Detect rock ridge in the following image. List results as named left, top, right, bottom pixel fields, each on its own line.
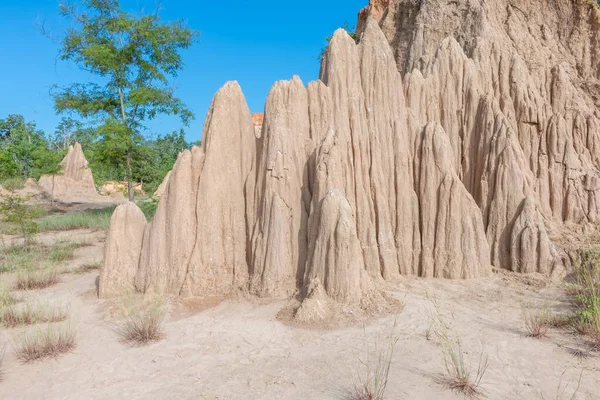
left=100, top=0, right=600, bottom=319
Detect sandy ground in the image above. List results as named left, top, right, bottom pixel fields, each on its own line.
left=0, top=229, right=599, bottom=399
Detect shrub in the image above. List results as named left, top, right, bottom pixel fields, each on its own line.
left=0, top=177, right=25, bottom=191
left=0, top=195, right=39, bottom=246
left=572, top=248, right=600, bottom=347
left=15, top=324, right=76, bottom=363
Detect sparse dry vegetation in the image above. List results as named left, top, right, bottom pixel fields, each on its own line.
left=522, top=305, right=551, bottom=338
left=0, top=285, right=18, bottom=308
left=37, top=207, right=114, bottom=232
left=0, top=240, right=81, bottom=274
left=73, top=262, right=101, bottom=274
left=349, top=321, right=398, bottom=400
left=15, top=268, right=60, bottom=290
left=15, top=324, right=76, bottom=363
left=0, top=300, right=69, bottom=328
left=117, top=295, right=167, bottom=346
left=428, top=302, right=488, bottom=398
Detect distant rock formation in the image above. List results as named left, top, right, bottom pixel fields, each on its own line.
left=39, top=143, right=124, bottom=204
left=252, top=112, right=264, bottom=136
left=100, top=0, right=600, bottom=319
left=153, top=171, right=172, bottom=198
left=100, top=181, right=144, bottom=197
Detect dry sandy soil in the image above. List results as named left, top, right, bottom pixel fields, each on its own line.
left=0, top=228, right=599, bottom=399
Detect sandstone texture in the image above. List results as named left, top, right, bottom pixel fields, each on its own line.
left=153, top=171, right=171, bottom=197
left=39, top=143, right=125, bottom=204
left=100, top=0, right=600, bottom=316
left=99, top=202, right=147, bottom=297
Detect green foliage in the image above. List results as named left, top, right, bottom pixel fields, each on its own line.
left=137, top=198, right=159, bottom=221
left=0, top=115, right=62, bottom=181
left=319, top=22, right=357, bottom=61
left=0, top=196, right=39, bottom=246
left=570, top=247, right=600, bottom=343
left=53, top=0, right=198, bottom=200
left=132, top=130, right=189, bottom=194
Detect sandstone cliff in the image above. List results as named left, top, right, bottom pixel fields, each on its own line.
left=100, top=0, right=600, bottom=318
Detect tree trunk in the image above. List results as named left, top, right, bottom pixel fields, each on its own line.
left=126, top=148, right=134, bottom=201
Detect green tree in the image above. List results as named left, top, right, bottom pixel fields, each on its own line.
left=132, top=129, right=190, bottom=194
left=52, top=117, right=98, bottom=152
left=0, top=115, right=62, bottom=181
left=52, top=0, right=198, bottom=200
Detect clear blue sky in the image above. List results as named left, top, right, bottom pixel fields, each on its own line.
left=0, top=0, right=366, bottom=143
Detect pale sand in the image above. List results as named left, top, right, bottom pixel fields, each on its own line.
left=0, top=230, right=598, bottom=399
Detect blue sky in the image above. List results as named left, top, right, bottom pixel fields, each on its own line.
left=0, top=0, right=366, bottom=143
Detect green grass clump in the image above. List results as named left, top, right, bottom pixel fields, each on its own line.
left=571, top=248, right=600, bottom=348
left=37, top=207, right=115, bottom=232
left=48, top=240, right=79, bottom=262
left=0, top=240, right=81, bottom=274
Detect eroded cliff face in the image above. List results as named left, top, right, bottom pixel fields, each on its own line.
left=358, top=0, right=600, bottom=275
left=100, top=0, right=600, bottom=318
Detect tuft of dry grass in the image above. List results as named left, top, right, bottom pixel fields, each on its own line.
left=117, top=295, right=167, bottom=346
left=73, top=262, right=101, bottom=275
left=349, top=321, right=398, bottom=400
left=0, top=300, right=69, bottom=328
left=15, top=268, right=60, bottom=290
left=546, top=314, right=576, bottom=329
left=427, top=302, right=488, bottom=399
left=522, top=305, right=551, bottom=338
left=439, top=337, right=489, bottom=399
left=15, top=324, right=76, bottom=363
